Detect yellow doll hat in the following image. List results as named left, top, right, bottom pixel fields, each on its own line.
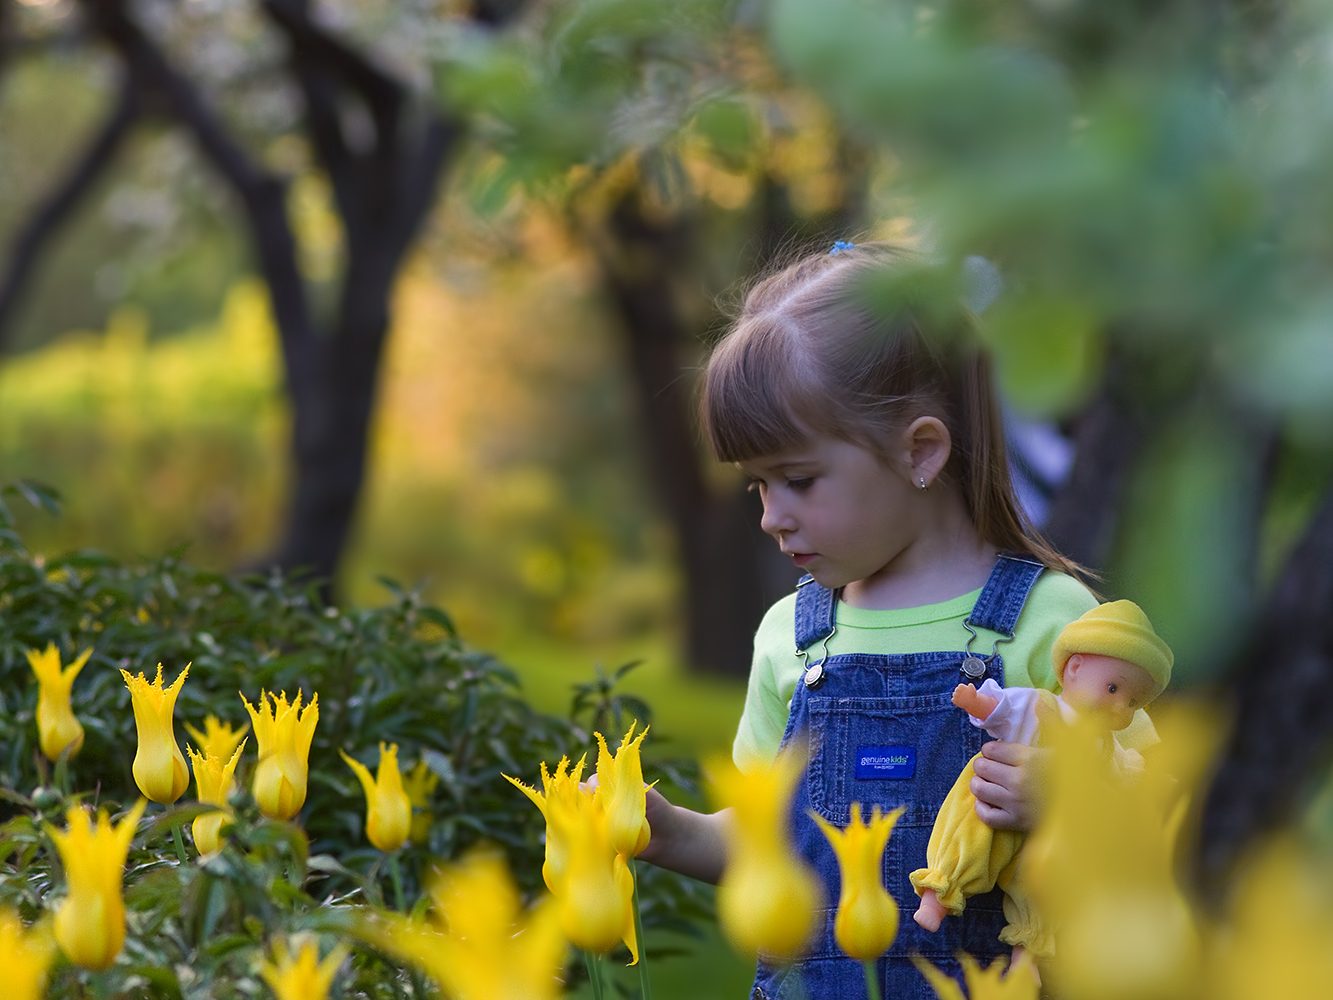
left=1052, top=600, right=1173, bottom=694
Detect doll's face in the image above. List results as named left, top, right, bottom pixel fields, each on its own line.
left=1059, top=653, right=1159, bottom=732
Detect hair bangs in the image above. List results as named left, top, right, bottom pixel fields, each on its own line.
left=701, top=314, right=837, bottom=463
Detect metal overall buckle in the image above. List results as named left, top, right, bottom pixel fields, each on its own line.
left=797, top=624, right=837, bottom=690
left=960, top=619, right=1014, bottom=684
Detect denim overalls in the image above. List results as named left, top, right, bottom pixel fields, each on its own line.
left=752, top=555, right=1045, bottom=1000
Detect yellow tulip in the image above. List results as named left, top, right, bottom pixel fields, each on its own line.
left=340, top=742, right=412, bottom=852
left=1023, top=705, right=1209, bottom=1000
left=507, top=754, right=637, bottom=962
left=241, top=689, right=319, bottom=820
left=260, top=934, right=348, bottom=1000
left=46, top=798, right=148, bottom=970
left=121, top=663, right=191, bottom=804
left=708, top=751, right=822, bottom=961
left=812, top=802, right=906, bottom=960
left=184, top=714, right=249, bottom=762
left=0, top=908, right=56, bottom=1000
left=28, top=643, right=92, bottom=761
left=912, top=951, right=1040, bottom=1000
left=1207, top=835, right=1333, bottom=1000
left=505, top=754, right=588, bottom=893
left=359, top=849, right=566, bottom=1000
left=595, top=722, right=653, bottom=858
left=402, top=758, right=439, bottom=844
left=187, top=740, right=246, bottom=855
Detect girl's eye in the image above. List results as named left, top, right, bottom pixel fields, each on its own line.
left=787, top=478, right=814, bottom=491
left=1107, top=683, right=1118, bottom=694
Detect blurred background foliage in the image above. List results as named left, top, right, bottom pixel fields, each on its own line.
left=3, top=0, right=1333, bottom=932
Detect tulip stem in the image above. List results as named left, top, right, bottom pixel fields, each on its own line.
left=863, top=960, right=882, bottom=1000
left=630, top=859, right=652, bottom=1000
left=388, top=852, right=405, bottom=912
left=584, top=949, right=605, bottom=1000
left=171, top=821, right=188, bottom=864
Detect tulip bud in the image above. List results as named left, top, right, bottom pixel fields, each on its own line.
left=594, top=722, right=653, bottom=858
left=709, top=752, right=822, bottom=961
left=545, top=786, right=638, bottom=962
left=0, top=907, right=56, bottom=1000
left=27, top=644, right=92, bottom=762
left=260, top=933, right=348, bottom=1000
left=341, top=742, right=413, bottom=852
left=241, top=690, right=319, bottom=820
left=402, top=759, right=439, bottom=845
left=184, top=714, right=249, bottom=762
left=121, top=663, right=190, bottom=804
left=813, top=802, right=905, bottom=960
left=356, top=849, right=566, bottom=1000
left=505, top=754, right=587, bottom=893
left=46, top=798, right=148, bottom=970
left=187, top=741, right=246, bottom=855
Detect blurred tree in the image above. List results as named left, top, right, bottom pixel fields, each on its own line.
left=0, top=0, right=518, bottom=590
left=434, top=0, right=1333, bottom=871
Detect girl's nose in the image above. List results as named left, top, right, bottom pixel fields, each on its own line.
left=759, top=497, right=793, bottom=536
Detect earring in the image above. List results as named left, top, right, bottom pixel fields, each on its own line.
left=918, top=477, right=928, bottom=491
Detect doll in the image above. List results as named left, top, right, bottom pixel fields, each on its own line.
left=909, top=599, right=1173, bottom=958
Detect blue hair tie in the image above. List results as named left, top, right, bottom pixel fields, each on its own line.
left=829, top=240, right=854, bottom=255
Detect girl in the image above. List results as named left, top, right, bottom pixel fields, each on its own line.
left=635, top=243, right=1154, bottom=998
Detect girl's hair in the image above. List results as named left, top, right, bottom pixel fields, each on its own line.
left=700, top=242, right=1083, bottom=579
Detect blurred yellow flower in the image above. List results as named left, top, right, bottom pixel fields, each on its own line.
left=260, top=934, right=348, bottom=1000
left=28, top=643, right=92, bottom=762
left=595, top=722, right=653, bottom=858
left=0, top=907, right=56, bottom=1000
left=709, top=751, right=822, bottom=961
left=241, top=689, right=319, bottom=820
left=184, top=714, right=249, bottom=762
left=402, top=758, right=439, bottom=844
left=46, top=798, right=147, bottom=970
left=913, top=951, right=1040, bottom=1000
left=1206, top=834, right=1333, bottom=1000
left=1023, top=705, right=1210, bottom=1000
left=187, top=741, right=246, bottom=855
left=121, top=663, right=191, bottom=804
left=813, top=801, right=906, bottom=961
left=505, top=754, right=587, bottom=893
left=358, top=848, right=565, bottom=1000
left=340, top=742, right=412, bottom=852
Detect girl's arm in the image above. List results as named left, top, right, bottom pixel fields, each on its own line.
left=971, top=740, right=1047, bottom=831
left=637, top=787, right=731, bottom=885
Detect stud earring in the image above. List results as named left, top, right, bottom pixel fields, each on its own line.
left=918, top=477, right=928, bottom=491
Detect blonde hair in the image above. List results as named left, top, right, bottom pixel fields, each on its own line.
left=700, top=242, right=1083, bottom=578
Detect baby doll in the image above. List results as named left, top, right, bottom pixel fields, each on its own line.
left=909, top=599, right=1173, bottom=958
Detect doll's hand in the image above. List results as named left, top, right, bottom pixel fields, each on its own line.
left=971, top=740, right=1048, bottom=831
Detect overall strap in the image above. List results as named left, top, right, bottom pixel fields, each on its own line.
left=792, top=574, right=839, bottom=690
left=956, top=553, right=1046, bottom=685
left=966, top=553, right=1046, bottom=638
left=793, top=574, right=838, bottom=653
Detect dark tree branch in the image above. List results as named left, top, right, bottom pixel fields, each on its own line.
left=1196, top=477, right=1333, bottom=895
left=0, top=81, right=138, bottom=349
left=80, top=0, right=320, bottom=413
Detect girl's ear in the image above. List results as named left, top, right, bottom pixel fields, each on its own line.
left=901, top=416, right=952, bottom=487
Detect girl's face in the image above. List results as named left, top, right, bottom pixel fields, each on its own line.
left=738, top=434, right=922, bottom=591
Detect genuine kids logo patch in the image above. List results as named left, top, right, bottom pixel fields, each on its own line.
left=854, top=746, right=915, bottom=779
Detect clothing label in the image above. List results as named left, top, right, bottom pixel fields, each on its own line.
left=854, top=746, right=915, bottom=779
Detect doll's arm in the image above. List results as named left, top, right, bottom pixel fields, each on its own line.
left=953, top=683, right=1000, bottom=721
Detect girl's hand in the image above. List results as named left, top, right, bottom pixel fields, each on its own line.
left=971, top=740, right=1047, bottom=830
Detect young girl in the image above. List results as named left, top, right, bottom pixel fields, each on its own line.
left=634, top=243, right=1155, bottom=999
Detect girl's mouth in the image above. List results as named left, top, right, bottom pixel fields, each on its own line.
left=791, top=553, right=815, bottom=567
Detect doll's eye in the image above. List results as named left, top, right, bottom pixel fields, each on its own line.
left=1107, top=683, right=1118, bottom=694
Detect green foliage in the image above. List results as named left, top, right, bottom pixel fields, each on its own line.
left=0, top=484, right=713, bottom=996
